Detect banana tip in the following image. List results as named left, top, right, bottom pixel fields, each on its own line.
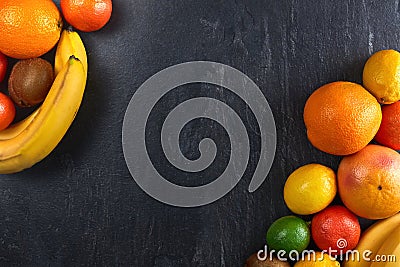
left=66, top=26, right=75, bottom=33
left=69, top=55, right=81, bottom=62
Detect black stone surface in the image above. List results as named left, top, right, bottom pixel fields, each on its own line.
left=0, top=0, right=399, bottom=266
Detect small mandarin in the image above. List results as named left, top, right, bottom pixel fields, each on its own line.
left=0, top=52, right=7, bottom=83
left=375, top=101, right=400, bottom=150
left=311, top=205, right=361, bottom=255
left=0, top=93, right=15, bottom=131
left=61, top=0, right=112, bottom=32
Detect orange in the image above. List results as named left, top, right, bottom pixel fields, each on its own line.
left=304, top=81, right=382, bottom=156
left=311, top=205, right=361, bottom=256
left=0, top=52, right=7, bottom=83
left=0, top=0, right=62, bottom=59
left=363, top=49, right=400, bottom=104
left=61, top=0, right=112, bottom=32
left=284, top=164, right=337, bottom=215
left=0, top=93, right=15, bottom=131
left=338, top=144, right=400, bottom=219
left=294, top=252, right=340, bottom=267
left=375, top=101, right=400, bottom=150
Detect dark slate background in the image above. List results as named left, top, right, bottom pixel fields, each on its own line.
left=0, top=0, right=399, bottom=266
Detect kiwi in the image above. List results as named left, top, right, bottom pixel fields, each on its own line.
left=244, top=253, right=291, bottom=267
left=8, top=58, right=54, bottom=107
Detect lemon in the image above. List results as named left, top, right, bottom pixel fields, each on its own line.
left=294, top=252, right=340, bottom=267
left=363, top=49, right=400, bottom=104
left=284, top=164, right=336, bottom=215
left=266, top=216, right=310, bottom=255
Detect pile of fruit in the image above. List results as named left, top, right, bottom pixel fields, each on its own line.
left=246, top=49, right=400, bottom=267
left=0, top=0, right=112, bottom=173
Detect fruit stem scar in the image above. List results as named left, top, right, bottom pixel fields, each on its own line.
left=378, top=185, right=382, bottom=190
left=69, top=55, right=80, bottom=62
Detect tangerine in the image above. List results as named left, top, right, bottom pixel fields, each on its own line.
left=0, top=93, right=15, bottom=131
left=61, top=0, right=112, bottom=32
left=375, top=101, right=400, bottom=150
left=0, top=0, right=62, bottom=59
left=0, top=52, right=7, bottom=83
left=311, top=205, right=361, bottom=255
left=304, top=81, right=382, bottom=155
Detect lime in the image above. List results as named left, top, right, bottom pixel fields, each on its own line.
left=266, top=216, right=310, bottom=255
left=284, top=164, right=337, bottom=215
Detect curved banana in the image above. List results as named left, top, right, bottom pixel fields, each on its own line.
left=370, top=224, right=400, bottom=267
left=55, top=27, right=88, bottom=75
left=0, top=29, right=87, bottom=174
left=343, top=212, right=400, bottom=267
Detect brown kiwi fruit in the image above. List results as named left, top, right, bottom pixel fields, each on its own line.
left=244, top=253, right=290, bottom=267
left=8, top=58, right=54, bottom=107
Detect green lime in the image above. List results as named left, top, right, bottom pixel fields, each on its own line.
left=266, top=215, right=310, bottom=255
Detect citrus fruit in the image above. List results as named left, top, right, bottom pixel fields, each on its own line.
left=337, top=144, right=400, bottom=219
left=303, top=81, right=382, bottom=155
left=311, top=205, right=361, bottom=255
left=61, top=0, right=112, bottom=32
left=375, top=101, right=400, bottom=150
left=284, top=164, right=336, bottom=215
left=0, top=0, right=62, bottom=59
left=245, top=253, right=290, bottom=267
left=266, top=216, right=310, bottom=255
left=0, top=52, right=7, bottom=83
left=294, top=252, right=340, bottom=267
left=363, top=49, right=400, bottom=104
left=0, top=93, right=15, bottom=131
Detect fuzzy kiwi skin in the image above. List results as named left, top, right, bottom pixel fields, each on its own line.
left=8, top=58, right=54, bottom=107
left=244, top=253, right=291, bottom=267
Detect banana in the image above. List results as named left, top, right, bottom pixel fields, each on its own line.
left=343, top=212, right=400, bottom=267
left=370, top=224, right=400, bottom=267
left=55, top=27, right=88, bottom=75
left=0, top=29, right=87, bottom=174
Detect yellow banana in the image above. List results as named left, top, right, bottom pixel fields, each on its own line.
left=370, top=225, right=400, bottom=267
left=0, top=29, right=87, bottom=174
left=343, top=212, right=400, bottom=267
left=55, top=27, right=88, bottom=75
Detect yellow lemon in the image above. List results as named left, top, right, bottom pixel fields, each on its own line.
left=363, top=49, right=400, bottom=104
left=284, top=164, right=336, bottom=215
left=294, top=252, right=340, bottom=267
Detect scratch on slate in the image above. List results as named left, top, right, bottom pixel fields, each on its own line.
left=368, top=31, right=374, bottom=55
left=262, top=18, right=272, bottom=71
left=396, top=0, right=400, bottom=14
left=220, top=238, right=226, bottom=266
left=361, top=0, right=373, bottom=55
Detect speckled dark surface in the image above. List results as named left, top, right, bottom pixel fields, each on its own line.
left=0, top=1, right=399, bottom=266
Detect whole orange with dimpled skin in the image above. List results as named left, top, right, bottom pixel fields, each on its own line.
left=304, top=81, right=382, bottom=156
left=0, top=0, right=62, bottom=59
